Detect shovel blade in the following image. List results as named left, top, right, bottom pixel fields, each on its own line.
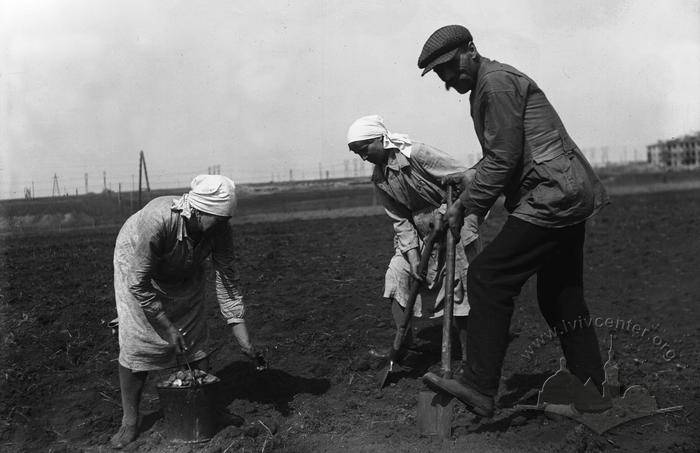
left=377, top=360, right=398, bottom=389
left=417, top=390, right=454, bottom=438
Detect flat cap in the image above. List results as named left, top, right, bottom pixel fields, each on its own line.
left=418, top=25, right=473, bottom=76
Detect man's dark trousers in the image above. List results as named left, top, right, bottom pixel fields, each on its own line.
left=463, top=216, right=605, bottom=396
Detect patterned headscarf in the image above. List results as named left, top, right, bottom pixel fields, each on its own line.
left=346, top=115, right=413, bottom=157
left=171, top=174, right=237, bottom=218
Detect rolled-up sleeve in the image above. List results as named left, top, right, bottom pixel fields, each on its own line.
left=211, top=222, right=245, bottom=324
left=124, top=215, right=165, bottom=319
left=375, top=186, right=419, bottom=253
left=462, top=89, right=524, bottom=216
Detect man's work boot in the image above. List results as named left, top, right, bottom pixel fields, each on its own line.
left=423, top=372, right=494, bottom=417
left=110, top=424, right=138, bottom=449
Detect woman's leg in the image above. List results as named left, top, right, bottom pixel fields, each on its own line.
left=391, top=298, right=414, bottom=346
left=110, top=364, right=147, bottom=448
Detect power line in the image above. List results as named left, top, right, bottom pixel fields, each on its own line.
left=4, top=158, right=383, bottom=199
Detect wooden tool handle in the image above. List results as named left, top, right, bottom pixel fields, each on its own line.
left=440, top=185, right=457, bottom=378
left=388, top=223, right=443, bottom=358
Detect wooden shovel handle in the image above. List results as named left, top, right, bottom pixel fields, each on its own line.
left=440, top=185, right=457, bottom=378
left=388, top=222, right=443, bottom=361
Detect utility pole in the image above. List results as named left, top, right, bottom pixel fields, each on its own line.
left=318, top=163, right=322, bottom=180
left=103, top=171, right=107, bottom=192
left=32, top=181, right=35, bottom=198
left=130, top=175, right=134, bottom=213
left=289, top=169, right=293, bottom=181
left=52, top=174, right=60, bottom=197
left=138, top=150, right=151, bottom=208
left=138, top=161, right=142, bottom=207
left=84, top=173, right=88, bottom=194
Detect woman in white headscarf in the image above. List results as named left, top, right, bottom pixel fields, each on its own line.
left=110, top=175, right=263, bottom=448
left=347, top=115, right=483, bottom=368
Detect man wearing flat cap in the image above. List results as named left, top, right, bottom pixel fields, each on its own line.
left=417, top=25, right=610, bottom=418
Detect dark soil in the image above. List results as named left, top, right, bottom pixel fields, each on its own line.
left=1, top=189, right=699, bottom=452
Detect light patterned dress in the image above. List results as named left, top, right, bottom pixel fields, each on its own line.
left=114, top=196, right=244, bottom=371
left=374, top=143, right=483, bottom=318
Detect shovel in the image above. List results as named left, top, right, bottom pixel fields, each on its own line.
left=377, top=215, right=444, bottom=389
left=417, top=185, right=457, bottom=438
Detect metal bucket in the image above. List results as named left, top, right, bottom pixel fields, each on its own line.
left=156, top=381, right=220, bottom=443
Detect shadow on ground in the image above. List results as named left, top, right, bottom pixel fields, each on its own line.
left=498, top=372, right=551, bottom=407
left=215, top=361, right=331, bottom=416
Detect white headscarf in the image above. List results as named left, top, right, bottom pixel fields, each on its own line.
left=171, top=174, right=237, bottom=218
left=346, top=115, right=413, bottom=158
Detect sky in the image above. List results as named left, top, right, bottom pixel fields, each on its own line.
left=1, top=0, right=699, bottom=199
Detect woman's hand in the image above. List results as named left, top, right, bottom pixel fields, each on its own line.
left=232, top=322, right=267, bottom=370
left=242, top=345, right=268, bottom=371
left=164, top=325, right=188, bottom=354
left=145, top=311, right=188, bottom=354
left=441, top=168, right=476, bottom=195
left=405, top=248, right=424, bottom=281
left=445, top=202, right=465, bottom=241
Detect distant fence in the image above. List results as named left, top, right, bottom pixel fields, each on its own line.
left=2, top=169, right=698, bottom=234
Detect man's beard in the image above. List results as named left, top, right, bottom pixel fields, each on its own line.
left=446, top=76, right=474, bottom=93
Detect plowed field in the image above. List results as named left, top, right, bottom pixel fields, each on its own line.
left=1, top=189, right=699, bottom=452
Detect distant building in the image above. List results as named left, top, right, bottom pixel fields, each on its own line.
left=647, top=132, right=700, bottom=167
